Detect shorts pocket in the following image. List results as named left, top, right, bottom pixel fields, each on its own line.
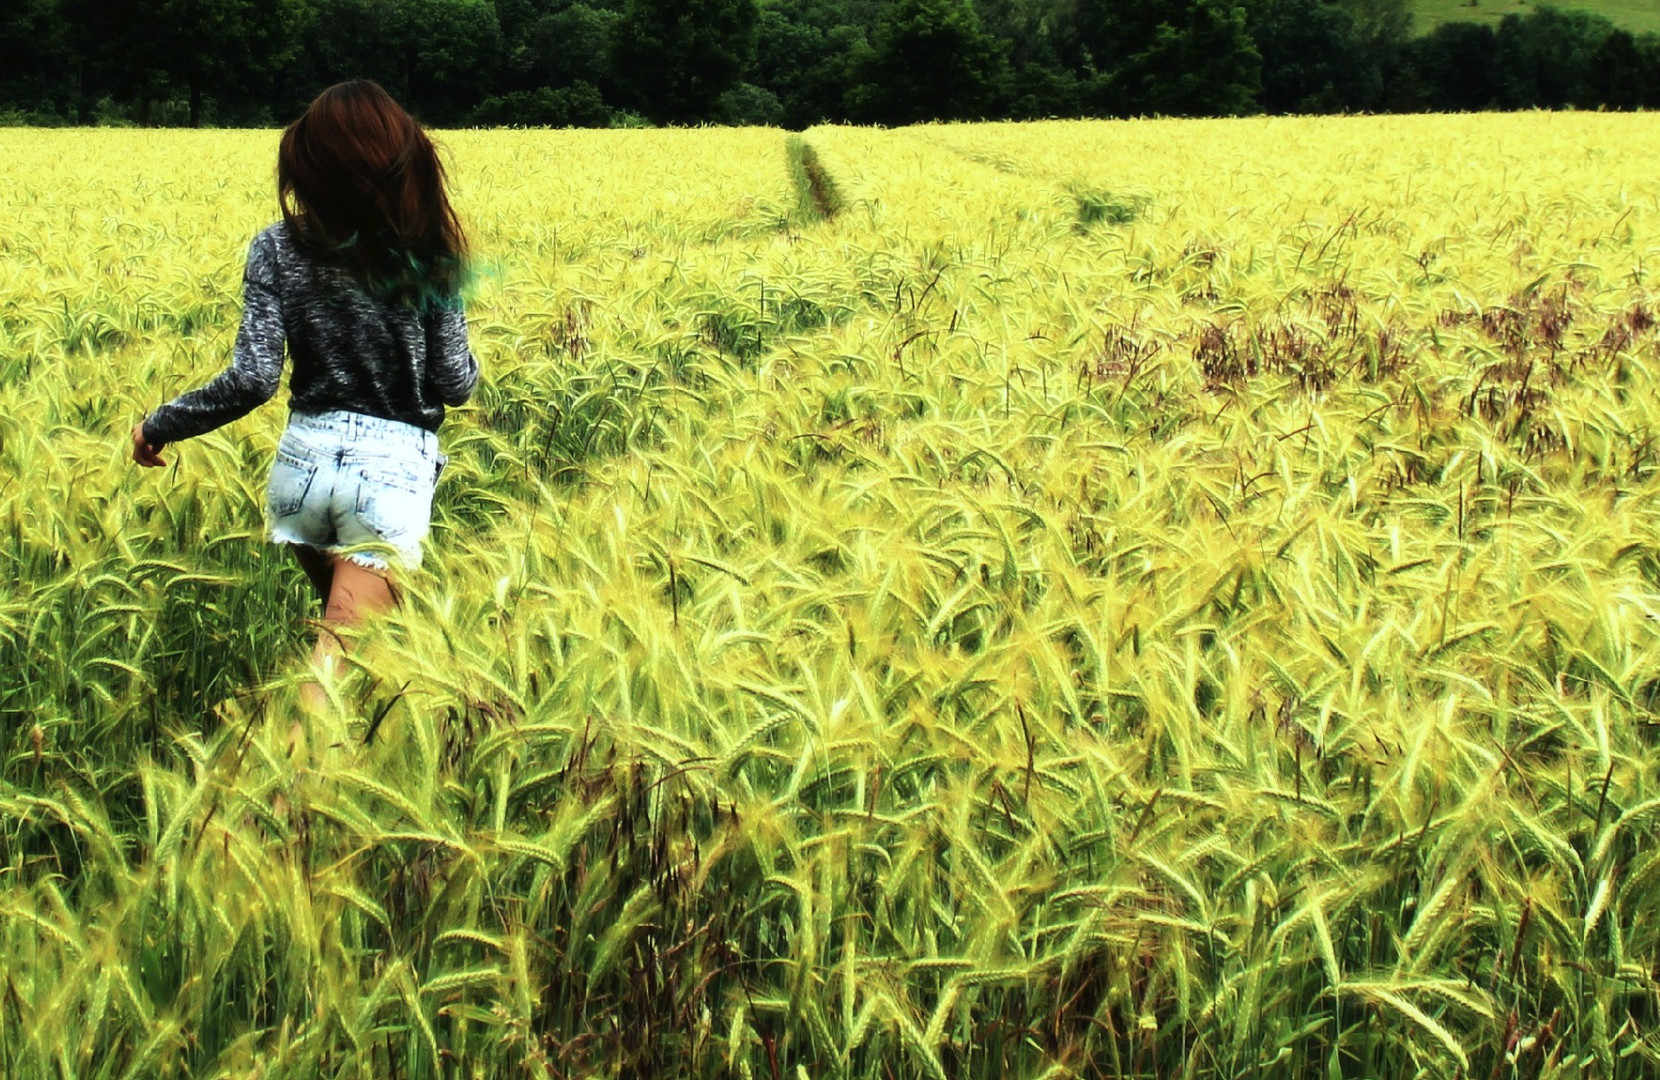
left=353, top=462, right=433, bottom=544
left=267, top=448, right=319, bottom=517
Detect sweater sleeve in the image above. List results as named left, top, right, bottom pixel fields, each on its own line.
left=425, top=301, right=479, bottom=407
left=142, top=231, right=286, bottom=446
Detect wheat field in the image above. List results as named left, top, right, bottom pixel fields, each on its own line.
left=2, top=115, right=1658, bottom=1079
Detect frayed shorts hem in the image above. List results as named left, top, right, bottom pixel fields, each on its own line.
left=269, top=533, right=421, bottom=574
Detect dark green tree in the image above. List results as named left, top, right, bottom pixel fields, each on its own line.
left=751, top=1, right=872, bottom=127
left=399, top=0, right=503, bottom=123
left=1344, top=0, right=1412, bottom=57
left=1343, top=0, right=1413, bottom=109
left=1587, top=30, right=1646, bottom=109
left=974, top=0, right=1064, bottom=68
left=1406, top=21, right=1499, bottom=111
left=286, top=0, right=411, bottom=110
left=510, top=3, right=621, bottom=93
left=975, top=0, right=1086, bottom=117
left=284, top=0, right=501, bottom=125
left=846, top=0, right=1009, bottom=124
left=609, top=0, right=761, bottom=123
left=1586, top=30, right=1660, bottom=109
left=472, top=81, right=614, bottom=126
left=157, top=0, right=312, bottom=125
left=492, top=0, right=540, bottom=47
left=60, top=0, right=173, bottom=123
left=1495, top=5, right=1616, bottom=108
left=1250, top=0, right=1373, bottom=113
left=63, top=0, right=309, bottom=125
left=0, top=0, right=74, bottom=119
left=1085, top=0, right=1261, bottom=116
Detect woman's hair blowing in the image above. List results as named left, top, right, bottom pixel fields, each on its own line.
left=278, top=81, right=467, bottom=307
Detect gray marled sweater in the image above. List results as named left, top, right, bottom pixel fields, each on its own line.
left=143, top=221, right=479, bottom=446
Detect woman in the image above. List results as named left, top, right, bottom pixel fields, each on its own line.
left=133, top=80, right=478, bottom=702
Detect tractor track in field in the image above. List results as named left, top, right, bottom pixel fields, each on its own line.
left=785, top=134, right=843, bottom=222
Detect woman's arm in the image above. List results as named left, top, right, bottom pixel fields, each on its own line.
left=426, top=300, right=479, bottom=407
left=140, top=231, right=286, bottom=448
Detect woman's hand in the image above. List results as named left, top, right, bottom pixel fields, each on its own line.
left=131, top=423, right=167, bottom=468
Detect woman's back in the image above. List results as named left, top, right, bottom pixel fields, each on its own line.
left=142, top=220, right=477, bottom=446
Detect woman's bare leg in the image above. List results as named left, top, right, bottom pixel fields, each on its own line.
left=298, top=558, right=397, bottom=727
left=324, top=557, right=397, bottom=626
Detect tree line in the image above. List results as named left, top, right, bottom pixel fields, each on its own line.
left=3, top=0, right=1658, bottom=128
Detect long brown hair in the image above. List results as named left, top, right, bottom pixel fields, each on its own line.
left=278, top=80, right=467, bottom=307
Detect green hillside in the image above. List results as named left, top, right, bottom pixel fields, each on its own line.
left=1413, top=0, right=1660, bottom=34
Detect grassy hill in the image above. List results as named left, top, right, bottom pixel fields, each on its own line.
left=1413, top=0, right=1660, bottom=34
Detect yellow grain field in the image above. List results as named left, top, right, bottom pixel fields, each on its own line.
left=2, top=115, right=1657, bottom=1079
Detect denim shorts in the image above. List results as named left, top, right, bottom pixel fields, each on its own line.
left=266, top=410, right=447, bottom=572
